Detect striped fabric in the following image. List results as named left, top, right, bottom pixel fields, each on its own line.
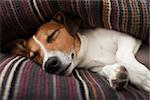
left=110, top=0, right=149, bottom=41
left=0, top=1, right=149, bottom=99
left=0, top=54, right=149, bottom=100
left=0, top=0, right=149, bottom=51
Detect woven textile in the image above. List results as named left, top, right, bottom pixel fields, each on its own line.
left=110, top=0, right=149, bottom=41
left=0, top=54, right=149, bottom=100
left=0, top=0, right=149, bottom=51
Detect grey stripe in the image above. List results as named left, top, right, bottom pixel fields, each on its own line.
left=13, top=59, right=30, bottom=99
left=52, top=75, right=56, bottom=99
left=73, top=75, right=82, bottom=100
left=8, top=0, right=28, bottom=34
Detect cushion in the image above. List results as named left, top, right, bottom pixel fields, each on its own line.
left=0, top=54, right=149, bottom=100
left=0, top=0, right=149, bottom=51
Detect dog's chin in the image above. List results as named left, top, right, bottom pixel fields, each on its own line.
left=61, top=56, right=81, bottom=76
left=59, top=62, right=76, bottom=76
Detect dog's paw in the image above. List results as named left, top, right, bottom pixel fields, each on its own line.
left=139, top=72, right=150, bottom=92
left=128, top=66, right=150, bottom=92
left=109, top=66, right=129, bottom=90
left=142, top=79, right=150, bottom=92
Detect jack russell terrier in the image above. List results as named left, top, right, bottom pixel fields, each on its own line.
left=11, top=12, right=150, bottom=92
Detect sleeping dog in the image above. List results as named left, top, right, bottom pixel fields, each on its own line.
left=11, top=12, right=150, bottom=92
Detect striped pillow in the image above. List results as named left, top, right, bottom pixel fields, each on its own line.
left=0, top=54, right=149, bottom=100
left=1, top=0, right=149, bottom=51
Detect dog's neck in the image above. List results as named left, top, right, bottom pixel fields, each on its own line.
left=74, top=33, right=88, bottom=66
left=73, top=35, right=80, bottom=56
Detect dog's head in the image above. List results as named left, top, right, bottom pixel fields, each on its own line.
left=12, top=12, right=81, bottom=75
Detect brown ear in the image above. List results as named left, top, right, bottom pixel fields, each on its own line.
left=53, top=12, right=81, bottom=36
left=11, top=39, right=28, bottom=56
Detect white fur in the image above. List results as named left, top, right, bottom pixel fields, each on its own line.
left=33, top=27, right=150, bottom=92
left=75, top=28, right=150, bottom=92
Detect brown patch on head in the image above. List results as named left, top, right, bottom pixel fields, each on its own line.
left=25, top=12, right=81, bottom=65
left=33, top=21, right=77, bottom=53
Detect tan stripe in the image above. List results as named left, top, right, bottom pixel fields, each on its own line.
left=33, top=0, right=45, bottom=22
left=140, top=0, right=148, bottom=39
left=131, top=0, right=137, bottom=35
left=86, top=72, right=106, bottom=100
left=129, top=0, right=134, bottom=35
left=2, top=57, right=25, bottom=100
left=75, top=70, right=89, bottom=100
left=120, top=0, right=125, bottom=32
left=102, top=0, right=112, bottom=29
left=82, top=71, right=98, bottom=99
left=136, top=0, right=141, bottom=36
left=134, top=0, right=140, bottom=36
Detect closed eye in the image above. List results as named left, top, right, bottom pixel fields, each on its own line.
left=47, top=29, right=59, bottom=43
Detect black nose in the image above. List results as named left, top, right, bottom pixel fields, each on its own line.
left=45, top=57, right=60, bottom=73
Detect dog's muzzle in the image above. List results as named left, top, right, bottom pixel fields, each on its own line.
left=45, top=57, right=61, bottom=73
left=43, top=52, right=75, bottom=75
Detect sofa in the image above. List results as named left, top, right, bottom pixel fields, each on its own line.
left=0, top=0, right=149, bottom=100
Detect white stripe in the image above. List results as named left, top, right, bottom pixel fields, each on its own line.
left=0, top=56, right=20, bottom=89
left=33, top=35, right=47, bottom=54
left=2, top=57, right=25, bottom=100
left=33, top=35, right=47, bottom=70
left=75, top=70, right=89, bottom=100
left=27, top=0, right=39, bottom=23
left=33, top=0, right=45, bottom=22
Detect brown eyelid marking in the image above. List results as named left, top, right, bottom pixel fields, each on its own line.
left=46, top=28, right=59, bottom=35
left=47, top=29, right=60, bottom=42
